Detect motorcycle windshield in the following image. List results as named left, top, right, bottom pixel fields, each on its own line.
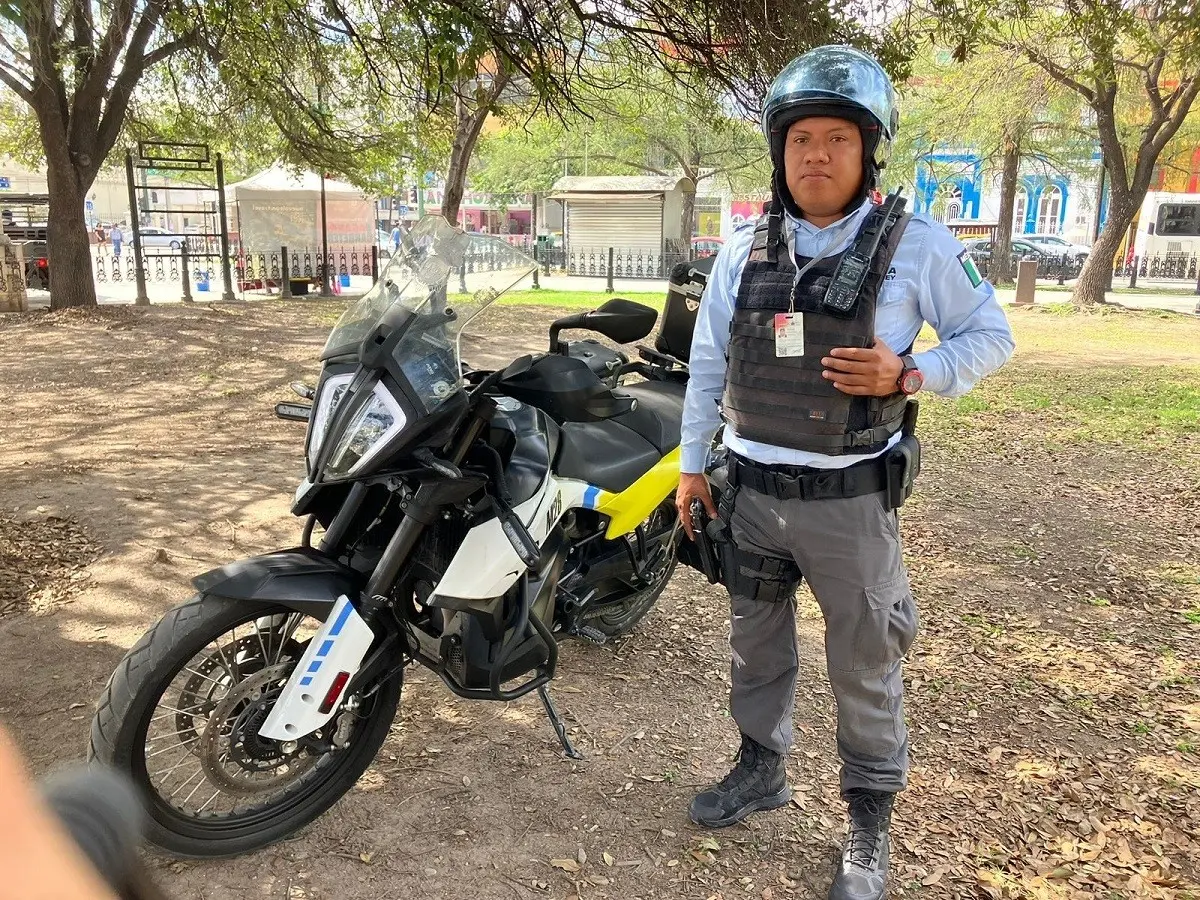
left=321, top=217, right=537, bottom=393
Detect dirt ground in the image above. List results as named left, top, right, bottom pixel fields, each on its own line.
left=1, top=300, right=1198, bottom=900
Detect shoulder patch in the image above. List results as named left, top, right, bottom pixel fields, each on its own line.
left=958, top=251, right=984, bottom=288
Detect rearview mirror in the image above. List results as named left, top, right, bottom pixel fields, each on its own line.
left=582, top=299, right=658, bottom=345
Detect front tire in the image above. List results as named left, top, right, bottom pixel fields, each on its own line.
left=88, top=593, right=401, bottom=858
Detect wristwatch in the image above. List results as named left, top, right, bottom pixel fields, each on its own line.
left=897, top=355, right=924, bottom=396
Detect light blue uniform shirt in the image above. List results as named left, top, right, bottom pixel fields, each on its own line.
left=680, top=199, right=1015, bottom=473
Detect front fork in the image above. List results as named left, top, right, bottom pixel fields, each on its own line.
left=260, top=412, right=491, bottom=743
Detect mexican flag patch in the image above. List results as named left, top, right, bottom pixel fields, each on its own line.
left=958, top=251, right=984, bottom=288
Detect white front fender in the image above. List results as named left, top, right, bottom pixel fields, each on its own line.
left=258, top=595, right=374, bottom=741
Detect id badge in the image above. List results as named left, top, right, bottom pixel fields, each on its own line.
left=773, top=312, right=805, bottom=357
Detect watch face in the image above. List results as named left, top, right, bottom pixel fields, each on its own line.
left=900, top=369, right=924, bottom=395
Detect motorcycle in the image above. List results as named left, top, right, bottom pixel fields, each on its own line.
left=88, top=217, right=707, bottom=857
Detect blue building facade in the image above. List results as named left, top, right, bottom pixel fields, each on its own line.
left=910, top=149, right=1108, bottom=239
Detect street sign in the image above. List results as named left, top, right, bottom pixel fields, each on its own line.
left=398, top=205, right=409, bottom=215
left=0, top=177, right=9, bottom=189
left=85, top=200, right=94, bottom=211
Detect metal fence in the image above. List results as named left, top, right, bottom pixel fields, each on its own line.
left=1116, top=254, right=1199, bottom=282
left=974, top=251, right=1200, bottom=289
left=90, top=244, right=377, bottom=294
left=556, top=246, right=695, bottom=280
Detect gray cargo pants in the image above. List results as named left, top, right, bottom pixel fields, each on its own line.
left=722, top=480, right=919, bottom=794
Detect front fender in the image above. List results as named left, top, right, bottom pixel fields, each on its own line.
left=192, top=547, right=362, bottom=617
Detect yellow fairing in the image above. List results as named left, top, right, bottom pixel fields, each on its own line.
left=593, top=447, right=681, bottom=539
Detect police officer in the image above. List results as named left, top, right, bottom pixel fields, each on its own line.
left=676, top=46, right=1015, bottom=900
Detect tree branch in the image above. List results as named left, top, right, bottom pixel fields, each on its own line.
left=88, top=8, right=165, bottom=175
left=0, top=30, right=34, bottom=76
left=1022, top=48, right=1095, bottom=102
left=141, top=29, right=201, bottom=71
left=0, top=64, right=35, bottom=103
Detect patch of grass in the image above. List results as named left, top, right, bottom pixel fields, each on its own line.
left=961, top=613, right=1005, bottom=638
left=1177, top=741, right=1197, bottom=754
left=925, top=366, right=1200, bottom=448
left=1184, top=609, right=1200, bottom=625
left=1132, top=720, right=1155, bottom=735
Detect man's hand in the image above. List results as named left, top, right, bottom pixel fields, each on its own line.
left=821, top=339, right=904, bottom=396
left=676, top=473, right=716, bottom=542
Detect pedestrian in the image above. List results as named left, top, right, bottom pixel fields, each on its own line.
left=390, top=221, right=403, bottom=252
left=110, top=223, right=124, bottom=259
left=676, top=45, right=1015, bottom=900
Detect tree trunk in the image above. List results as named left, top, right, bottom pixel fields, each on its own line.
left=442, top=71, right=510, bottom=226
left=679, top=190, right=696, bottom=246
left=991, top=129, right=1021, bottom=286
left=43, top=127, right=99, bottom=309
left=1071, top=202, right=1132, bottom=306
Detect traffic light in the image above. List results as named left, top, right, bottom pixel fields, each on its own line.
left=408, top=186, right=418, bottom=206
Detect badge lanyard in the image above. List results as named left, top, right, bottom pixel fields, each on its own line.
left=774, top=213, right=862, bottom=358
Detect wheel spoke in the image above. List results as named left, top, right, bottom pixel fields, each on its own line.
left=182, top=666, right=228, bottom=688
left=196, top=790, right=221, bottom=814
left=167, top=767, right=205, bottom=800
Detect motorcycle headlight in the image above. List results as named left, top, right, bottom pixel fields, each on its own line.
left=308, top=373, right=354, bottom=462
left=325, top=383, right=408, bottom=477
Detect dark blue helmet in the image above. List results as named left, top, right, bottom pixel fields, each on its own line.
left=761, top=45, right=899, bottom=170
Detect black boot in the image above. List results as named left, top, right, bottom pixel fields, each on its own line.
left=688, top=734, right=790, bottom=828
left=828, top=789, right=894, bottom=900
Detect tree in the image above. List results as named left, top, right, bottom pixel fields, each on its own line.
left=890, top=46, right=1091, bottom=284
left=472, top=64, right=770, bottom=238
left=934, top=0, right=1200, bottom=304
left=0, top=0, right=207, bottom=308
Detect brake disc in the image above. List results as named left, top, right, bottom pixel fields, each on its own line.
left=197, top=663, right=318, bottom=796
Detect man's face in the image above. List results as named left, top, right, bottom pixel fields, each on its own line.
left=783, top=117, right=865, bottom=221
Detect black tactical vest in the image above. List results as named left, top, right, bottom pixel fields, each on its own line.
left=721, top=206, right=912, bottom=455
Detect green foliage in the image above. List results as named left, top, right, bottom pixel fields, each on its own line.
left=0, top=94, right=40, bottom=167
left=472, top=60, right=771, bottom=202
left=889, top=45, right=1093, bottom=192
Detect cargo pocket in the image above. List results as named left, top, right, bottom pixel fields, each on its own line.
left=856, top=572, right=918, bottom=670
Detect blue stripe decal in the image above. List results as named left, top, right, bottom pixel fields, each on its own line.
left=299, top=676, right=313, bottom=686
left=317, top=639, right=335, bottom=658
left=307, top=661, right=322, bottom=673
left=328, top=600, right=354, bottom=637
left=583, top=485, right=600, bottom=509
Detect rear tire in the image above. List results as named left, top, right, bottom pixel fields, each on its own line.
left=580, top=500, right=679, bottom=638
left=88, top=593, right=401, bottom=858
left=583, top=553, right=677, bottom=637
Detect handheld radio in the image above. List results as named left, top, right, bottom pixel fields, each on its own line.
left=822, top=189, right=906, bottom=315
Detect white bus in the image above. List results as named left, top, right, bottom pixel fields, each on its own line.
left=1131, top=191, right=1200, bottom=261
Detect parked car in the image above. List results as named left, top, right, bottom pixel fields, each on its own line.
left=965, top=238, right=1049, bottom=263
left=137, top=226, right=183, bottom=250
left=1018, top=233, right=1090, bottom=262
left=691, top=236, right=725, bottom=259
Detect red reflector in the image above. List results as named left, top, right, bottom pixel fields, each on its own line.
left=318, top=671, right=351, bottom=714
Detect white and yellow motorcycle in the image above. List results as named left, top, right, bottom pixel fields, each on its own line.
left=89, top=217, right=712, bottom=857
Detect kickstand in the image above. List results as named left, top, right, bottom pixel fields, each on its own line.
left=538, top=686, right=584, bottom=760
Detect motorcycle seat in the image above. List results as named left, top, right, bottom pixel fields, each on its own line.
left=557, top=419, right=662, bottom=494
left=555, top=380, right=687, bottom=494
left=611, top=380, right=686, bottom=454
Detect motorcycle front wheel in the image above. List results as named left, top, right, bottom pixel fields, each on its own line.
left=88, top=593, right=402, bottom=858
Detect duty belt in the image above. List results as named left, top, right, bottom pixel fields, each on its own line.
left=729, top=453, right=888, bottom=501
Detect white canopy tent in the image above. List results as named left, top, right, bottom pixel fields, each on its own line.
left=225, top=165, right=374, bottom=252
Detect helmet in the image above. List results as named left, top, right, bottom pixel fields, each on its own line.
left=761, top=45, right=899, bottom=170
